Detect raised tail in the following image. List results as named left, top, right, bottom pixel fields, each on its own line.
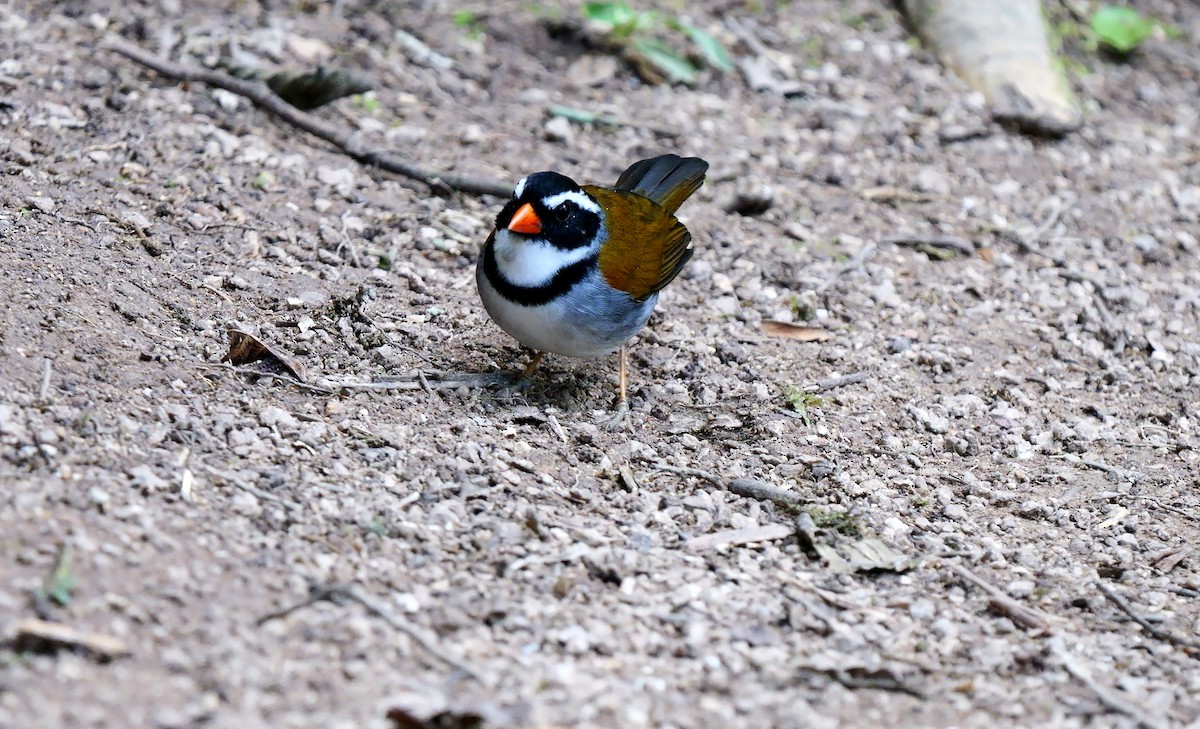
left=613, top=154, right=709, bottom=215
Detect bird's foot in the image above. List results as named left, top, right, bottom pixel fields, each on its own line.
left=604, top=398, right=631, bottom=431
left=504, top=371, right=536, bottom=393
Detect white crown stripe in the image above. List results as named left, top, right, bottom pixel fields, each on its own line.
left=543, top=190, right=600, bottom=214
left=513, top=176, right=528, bottom=199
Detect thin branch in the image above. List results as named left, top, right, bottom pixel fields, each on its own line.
left=807, top=371, right=868, bottom=393
left=228, top=368, right=337, bottom=395
left=547, top=414, right=568, bottom=444
left=816, top=242, right=876, bottom=293
left=1090, top=492, right=1197, bottom=522
left=193, top=363, right=337, bottom=394
left=257, top=584, right=484, bottom=681
left=943, top=561, right=1051, bottom=631
left=884, top=234, right=975, bottom=256
left=796, top=665, right=926, bottom=699
left=332, top=371, right=517, bottom=391
left=1005, top=194, right=1070, bottom=265
left=199, top=464, right=296, bottom=508
left=654, top=463, right=805, bottom=507
left=103, top=38, right=511, bottom=198
left=653, top=463, right=722, bottom=485
left=1054, top=647, right=1166, bottom=729
left=38, top=359, right=52, bottom=400
left=1096, top=582, right=1200, bottom=651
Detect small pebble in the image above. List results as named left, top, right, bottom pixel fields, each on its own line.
left=543, top=116, right=575, bottom=145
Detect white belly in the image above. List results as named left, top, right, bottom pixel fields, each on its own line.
left=477, top=266, right=656, bottom=359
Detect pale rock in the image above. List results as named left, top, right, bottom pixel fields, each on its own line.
left=543, top=115, right=575, bottom=145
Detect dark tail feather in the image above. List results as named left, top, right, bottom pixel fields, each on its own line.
left=613, top=154, right=709, bottom=214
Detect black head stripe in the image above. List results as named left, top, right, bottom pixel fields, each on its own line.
left=483, top=242, right=596, bottom=307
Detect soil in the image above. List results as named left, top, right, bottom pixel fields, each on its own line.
left=2, top=1, right=1199, bottom=727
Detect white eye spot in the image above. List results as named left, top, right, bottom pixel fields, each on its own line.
left=543, top=190, right=600, bottom=214
left=513, top=176, right=528, bottom=199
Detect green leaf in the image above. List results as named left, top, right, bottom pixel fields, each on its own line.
left=583, top=1, right=637, bottom=28
left=631, top=36, right=697, bottom=83
left=252, top=170, right=274, bottom=191
left=452, top=10, right=475, bottom=27
left=681, top=23, right=734, bottom=71
left=1090, top=6, right=1155, bottom=54
left=38, top=542, right=76, bottom=608
left=784, top=386, right=823, bottom=426
left=549, top=105, right=602, bottom=124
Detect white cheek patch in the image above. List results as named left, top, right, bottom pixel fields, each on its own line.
left=543, top=190, right=600, bottom=214
left=493, top=229, right=596, bottom=287
left=513, top=176, right=528, bottom=199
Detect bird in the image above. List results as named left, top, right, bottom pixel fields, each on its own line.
left=476, top=153, right=709, bottom=421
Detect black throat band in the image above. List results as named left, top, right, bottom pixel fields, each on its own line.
left=483, top=239, right=596, bottom=307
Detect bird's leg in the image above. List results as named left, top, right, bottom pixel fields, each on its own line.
left=618, top=345, right=628, bottom=408
left=514, top=351, right=545, bottom=390
left=605, top=345, right=631, bottom=429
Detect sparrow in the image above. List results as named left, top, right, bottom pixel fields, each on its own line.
left=477, top=153, right=709, bottom=418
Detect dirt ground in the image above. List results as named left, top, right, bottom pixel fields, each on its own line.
left=2, top=0, right=1199, bottom=727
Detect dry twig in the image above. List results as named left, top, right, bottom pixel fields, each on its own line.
left=654, top=464, right=804, bottom=508
left=943, top=561, right=1051, bottom=631
left=1092, top=493, right=1195, bottom=522
left=104, top=38, right=510, bottom=197
left=1054, top=646, right=1166, bottom=729
left=806, top=371, right=869, bottom=393
left=1096, top=582, right=1200, bottom=651
left=797, top=665, right=927, bottom=699
left=200, top=464, right=299, bottom=508
left=257, top=584, right=484, bottom=681
left=884, top=234, right=975, bottom=256
left=11, top=618, right=130, bottom=661
left=38, top=359, right=51, bottom=400
left=333, top=371, right=517, bottom=391
left=1005, top=193, right=1072, bottom=266
left=547, top=414, right=568, bottom=444
left=816, top=241, right=876, bottom=293
left=216, top=366, right=336, bottom=395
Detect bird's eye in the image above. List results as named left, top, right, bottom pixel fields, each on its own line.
left=551, top=204, right=572, bottom=222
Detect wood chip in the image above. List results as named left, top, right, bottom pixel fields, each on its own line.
left=12, top=618, right=130, bottom=660
left=763, top=321, right=833, bottom=341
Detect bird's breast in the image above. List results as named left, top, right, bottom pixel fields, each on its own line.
left=477, top=265, right=657, bottom=359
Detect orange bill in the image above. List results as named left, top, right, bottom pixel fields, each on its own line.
left=507, top=202, right=542, bottom=235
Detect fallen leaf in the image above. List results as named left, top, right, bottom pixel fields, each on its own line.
left=1149, top=546, right=1191, bottom=573
left=814, top=537, right=919, bottom=574
left=763, top=321, right=832, bottom=341
left=223, top=328, right=306, bottom=382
